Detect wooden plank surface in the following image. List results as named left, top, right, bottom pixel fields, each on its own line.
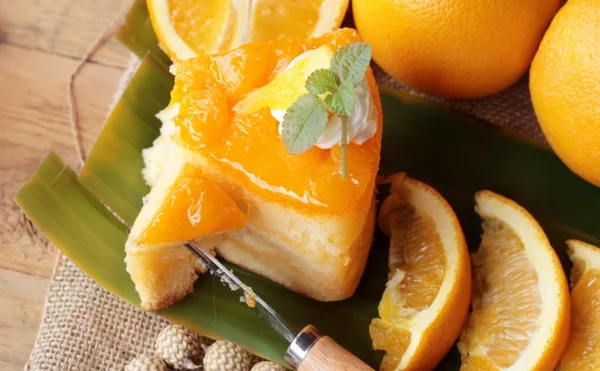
left=0, top=0, right=131, bottom=68
left=0, top=269, right=49, bottom=371
left=0, top=0, right=130, bottom=367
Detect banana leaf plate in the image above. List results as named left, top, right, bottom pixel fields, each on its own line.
left=14, top=1, right=600, bottom=369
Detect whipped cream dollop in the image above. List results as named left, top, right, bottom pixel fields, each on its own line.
left=271, top=53, right=378, bottom=149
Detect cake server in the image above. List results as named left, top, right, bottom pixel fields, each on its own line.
left=185, top=241, right=374, bottom=371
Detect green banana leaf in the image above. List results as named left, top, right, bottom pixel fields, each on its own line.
left=14, top=1, right=600, bottom=369
left=78, top=55, right=171, bottom=224
left=117, top=0, right=170, bottom=67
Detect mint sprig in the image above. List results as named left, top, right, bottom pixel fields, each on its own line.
left=281, top=42, right=372, bottom=178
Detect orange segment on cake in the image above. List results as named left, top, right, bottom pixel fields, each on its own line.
left=135, top=28, right=382, bottom=307
left=126, top=160, right=248, bottom=310
left=130, top=161, right=248, bottom=247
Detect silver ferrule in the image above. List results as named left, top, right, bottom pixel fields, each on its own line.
left=284, top=325, right=322, bottom=369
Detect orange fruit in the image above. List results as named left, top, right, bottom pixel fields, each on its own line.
left=352, top=0, right=561, bottom=98
left=370, top=174, right=471, bottom=370
left=458, top=191, right=570, bottom=370
left=233, top=45, right=334, bottom=114
left=130, top=160, right=248, bottom=247
left=530, top=0, right=600, bottom=187
left=146, top=0, right=349, bottom=60
left=557, top=240, right=600, bottom=370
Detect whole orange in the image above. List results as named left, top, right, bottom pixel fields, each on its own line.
left=530, top=0, right=600, bottom=187
left=352, top=0, right=561, bottom=98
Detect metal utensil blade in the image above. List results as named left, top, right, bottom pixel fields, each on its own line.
left=185, top=242, right=296, bottom=343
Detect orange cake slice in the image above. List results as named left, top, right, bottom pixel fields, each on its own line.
left=141, top=28, right=382, bottom=304
left=126, top=160, right=248, bottom=310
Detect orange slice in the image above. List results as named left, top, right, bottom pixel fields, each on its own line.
left=147, top=0, right=349, bottom=60
left=458, top=191, right=570, bottom=370
left=129, top=159, right=248, bottom=247
left=557, top=240, right=600, bottom=370
left=233, top=44, right=334, bottom=114
left=370, top=174, right=471, bottom=371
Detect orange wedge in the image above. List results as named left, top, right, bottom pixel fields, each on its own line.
left=557, top=240, right=600, bottom=370
left=233, top=44, right=334, bottom=114
left=370, top=174, right=471, bottom=371
left=147, top=0, right=350, bottom=60
left=458, top=191, right=570, bottom=370
left=130, top=160, right=248, bottom=246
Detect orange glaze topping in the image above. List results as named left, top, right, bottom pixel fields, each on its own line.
left=170, top=29, right=382, bottom=214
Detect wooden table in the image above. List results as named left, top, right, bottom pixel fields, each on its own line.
left=0, top=0, right=131, bottom=368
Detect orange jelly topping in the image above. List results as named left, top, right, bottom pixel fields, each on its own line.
left=134, top=163, right=248, bottom=246
left=171, top=29, right=382, bottom=214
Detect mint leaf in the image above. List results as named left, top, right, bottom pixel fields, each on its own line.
left=331, top=42, right=372, bottom=86
left=281, top=94, right=328, bottom=154
left=324, top=80, right=355, bottom=116
left=306, top=69, right=340, bottom=95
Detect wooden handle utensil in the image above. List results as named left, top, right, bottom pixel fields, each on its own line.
left=286, top=325, right=374, bottom=371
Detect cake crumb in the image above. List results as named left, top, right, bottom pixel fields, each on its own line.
left=243, top=288, right=257, bottom=308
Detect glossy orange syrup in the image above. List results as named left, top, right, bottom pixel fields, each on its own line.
left=170, top=29, right=382, bottom=215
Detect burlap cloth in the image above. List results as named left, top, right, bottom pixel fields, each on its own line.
left=25, top=57, right=544, bottom=370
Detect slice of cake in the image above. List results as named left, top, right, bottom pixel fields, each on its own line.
left=136, top=28, right=382, bottom=306
left=126, top=159, right=248, bottom=310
